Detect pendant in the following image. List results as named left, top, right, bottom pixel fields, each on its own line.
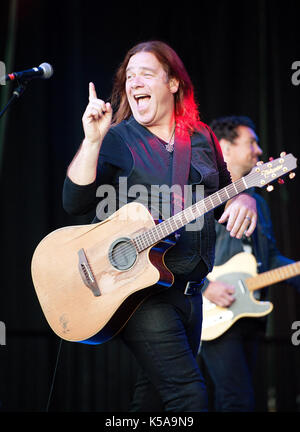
left=165, top=141, right=174, bottom=153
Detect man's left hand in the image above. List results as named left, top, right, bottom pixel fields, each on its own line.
left=218, top=193, right=257, bottom=239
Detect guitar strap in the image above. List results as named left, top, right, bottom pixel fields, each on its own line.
left=171, top=129, right=191, bottom=215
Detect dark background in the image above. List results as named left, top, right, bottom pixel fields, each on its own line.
left=0, top=0, right=299, bottom=412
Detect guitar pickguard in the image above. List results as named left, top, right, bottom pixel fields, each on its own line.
left=217, top=272, right=271, bottom=316
left=202, top=271, right=273, bottom=340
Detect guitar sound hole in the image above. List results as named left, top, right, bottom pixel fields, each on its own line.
left=108, top=237, right=138, bottom=271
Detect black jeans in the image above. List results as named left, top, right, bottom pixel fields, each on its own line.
left=120, top=281, right=208, bottom=412
left=199, top=319, right=263, bottom=411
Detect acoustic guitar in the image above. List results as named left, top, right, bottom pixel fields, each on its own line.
left=202, top=252, right=300, bottom=340
left=31, top=154, right=297, bottom=344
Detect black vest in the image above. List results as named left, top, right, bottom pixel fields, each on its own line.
left=97, top=117, right=223, bottom=276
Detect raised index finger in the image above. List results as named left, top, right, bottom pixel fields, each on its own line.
left=89, top=82, right=97, bottom=101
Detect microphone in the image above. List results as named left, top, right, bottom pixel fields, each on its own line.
left=5, top=62, right=54, bottom=82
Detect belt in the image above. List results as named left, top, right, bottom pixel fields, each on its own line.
left=184, top=280, right=204, bottom=296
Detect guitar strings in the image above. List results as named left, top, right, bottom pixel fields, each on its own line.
left=91, top=165, right=288, bottom=265
left=97, top=168, right=281, bottom=263
left=108, top=173, right=253, bottom=262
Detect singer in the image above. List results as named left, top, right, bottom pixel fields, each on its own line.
left=62, top=40, right=257, bottom=412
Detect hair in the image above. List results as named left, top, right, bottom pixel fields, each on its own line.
left=110, top=40, right=201, bottom=135
left=209, top=115, right=257, bottom=143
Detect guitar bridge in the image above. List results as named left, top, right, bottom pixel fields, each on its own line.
left=78, top=248, right=101, bottom=296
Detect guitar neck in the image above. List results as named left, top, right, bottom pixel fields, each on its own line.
left=132, top=152, right=296, bottom=252
left=246, top=261, right=300, bottom=291
left=133, top=177, right=248, bottom=252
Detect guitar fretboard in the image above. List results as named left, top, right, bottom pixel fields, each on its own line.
left=130, top=153, right=296, bottom=252
left=246, top=261, right=300, bottom=291
left=133, top=177, right=247, bottom=252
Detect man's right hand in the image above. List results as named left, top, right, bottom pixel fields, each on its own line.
left=204, top=281, right=236, bottom=308
left=82, top=82, right=113, bottom=146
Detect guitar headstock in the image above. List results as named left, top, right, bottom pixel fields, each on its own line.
left=245, top=153, right=297, bottom=189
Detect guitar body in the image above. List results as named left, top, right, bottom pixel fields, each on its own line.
left=202, top=253, right=273, bottom=341
left=31, top=202, right=174, bottom=344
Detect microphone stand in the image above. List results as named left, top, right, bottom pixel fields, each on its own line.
left=0, top=80, right=29, bottom=119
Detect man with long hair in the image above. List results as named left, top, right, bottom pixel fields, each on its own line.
left=63, top=41, right=257, bottom=411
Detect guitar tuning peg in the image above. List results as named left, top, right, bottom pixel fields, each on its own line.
left=289, top=172, right=296, bottom=179
left=278, top=178, right=285, bottom=185
left=280, top=151, right=286, bottom=157
left=267, top=185, right=274, bottom=192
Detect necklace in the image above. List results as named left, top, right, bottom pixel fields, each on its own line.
left=164, top=127, right=175, bottom=153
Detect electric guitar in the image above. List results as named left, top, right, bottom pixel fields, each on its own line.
left=202, top=252, right=300, bottom=341
left=31, top=154, right=297, bottom=345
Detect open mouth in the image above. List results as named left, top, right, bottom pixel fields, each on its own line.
left=134, top=94, right=151, bottom=110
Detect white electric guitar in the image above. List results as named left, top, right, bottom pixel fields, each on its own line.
left=202, top=252, right=300, bottom=340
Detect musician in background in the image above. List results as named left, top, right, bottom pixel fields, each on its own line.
left=62, top=42, right=257, bottom=412
left=199, top=115, right=300, bottom=411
